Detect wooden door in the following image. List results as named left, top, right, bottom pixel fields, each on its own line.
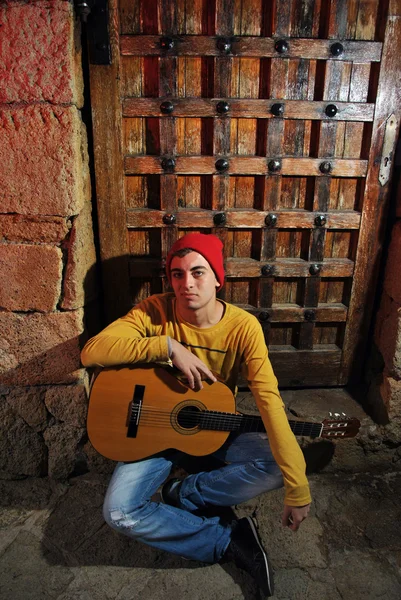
left=89, top=0, right=401, bottom=387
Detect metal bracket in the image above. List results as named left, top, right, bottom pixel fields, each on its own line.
left=75, top=0, right=111, bottom=65
left=379, top=114, right=398, bottom=187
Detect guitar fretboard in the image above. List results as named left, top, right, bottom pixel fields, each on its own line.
left=199, top=411, right=323, bottom=438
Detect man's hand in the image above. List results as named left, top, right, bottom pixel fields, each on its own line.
left=170, top=339, right=217, bottom=390
left=282, top=503, right=310, bottom=532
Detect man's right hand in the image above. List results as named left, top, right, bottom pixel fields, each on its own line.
left=170, top=339, right=217, bottom=390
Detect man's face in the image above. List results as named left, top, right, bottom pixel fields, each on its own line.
left=170, top=252, right=219, bottom=312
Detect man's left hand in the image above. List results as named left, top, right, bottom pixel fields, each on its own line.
left=282, top=503, right=310, bottom=532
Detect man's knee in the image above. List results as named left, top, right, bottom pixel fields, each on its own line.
left=253, top=458, right=283, bottom=488
left=103, top=499, right=146, bottom=534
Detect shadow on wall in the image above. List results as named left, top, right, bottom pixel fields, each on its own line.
left=85, top=253, right=160, bottom=333
left=0, top=255, right=157, bottom=485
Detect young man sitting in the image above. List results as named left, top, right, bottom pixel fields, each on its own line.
left=81, top=232, right=311, bottom=598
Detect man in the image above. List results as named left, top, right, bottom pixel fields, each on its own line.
left=81, top=232, right=311, bottom=598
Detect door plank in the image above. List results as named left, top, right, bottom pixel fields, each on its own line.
left=123, top=98, right=375, bottom=120
left=126, top=208, right=361, bottom=230
left=158, top=0, right=179, bottom=275
left=120, top=35, right=383, bottom=61
left=211, top=0, right=236, bottom=301
left=124, top=155, right=368, bottom=176
left=89, top=0, right=131, bottom=322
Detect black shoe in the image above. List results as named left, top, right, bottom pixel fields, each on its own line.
left=193, top=505, right=237, bottom=525
left=160, top=478, right=182, bottom=507
left=226, top=517, right=274, bottom=597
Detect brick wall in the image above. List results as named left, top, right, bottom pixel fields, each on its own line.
left=0, top=0, right=98, bottom=478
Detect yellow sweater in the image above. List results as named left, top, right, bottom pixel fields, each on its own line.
left=81, top=293, right=311, bottom=506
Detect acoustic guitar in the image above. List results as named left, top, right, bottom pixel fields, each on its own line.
left=87, top=365, right=361, bottom=461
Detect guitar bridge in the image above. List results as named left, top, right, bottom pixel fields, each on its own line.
left=127, top=384, right=145, bottom=438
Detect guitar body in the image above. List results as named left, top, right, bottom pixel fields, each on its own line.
left=87, top=365, right=235, bottom=461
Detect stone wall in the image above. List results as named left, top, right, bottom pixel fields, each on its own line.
left=374, top=168, right=401, bottom=422
left=0, top=0, right=98, bottom=479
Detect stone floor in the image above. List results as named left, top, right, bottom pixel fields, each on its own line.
left=1, top=388, right=401, bottom=600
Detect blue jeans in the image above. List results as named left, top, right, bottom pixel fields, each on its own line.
left=103, top=432, right=283, bottom=564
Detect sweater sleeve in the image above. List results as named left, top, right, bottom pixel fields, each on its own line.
left=81, top=298, right=170, bottom=368
left=241, top=318, right=311, bottom=507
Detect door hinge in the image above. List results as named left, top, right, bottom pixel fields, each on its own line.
left=75, top=0, right=111, bottom=65
left=379, top=114, right=398, bottom=187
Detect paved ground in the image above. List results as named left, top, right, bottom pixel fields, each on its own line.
left=1, top=388, right=401, bottom=600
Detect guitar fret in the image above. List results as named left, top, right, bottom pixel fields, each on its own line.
left=200, top=411, right=323, bottom=438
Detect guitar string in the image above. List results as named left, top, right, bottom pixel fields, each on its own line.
left=125, top=418, right=319, bottom=436
left=128, top=406, right=320, bottom=426
left=134, top=420, right=320, bottom=433
left=139, top=417, right=321, bottom=435
left=123, top=407, right=322, bottom=434
left=128, top=404, right=325, bottom=428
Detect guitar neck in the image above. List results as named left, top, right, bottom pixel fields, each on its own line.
left=200, top=411, right=323, bottom=439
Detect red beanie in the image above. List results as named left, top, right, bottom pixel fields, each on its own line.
left=166, top=233, right=225, bottom=290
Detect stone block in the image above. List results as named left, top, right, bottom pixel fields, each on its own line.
left=330, top=550, right=401, bottom=600
left=0, top=398, right=47, bottom=478
left=0, top=106, right=89, bottom=216
left=383, top=220, right=401, bottom=304
left=0, top=244, right=62, bottom=312
left=43, top=423, right=86, bottom=479
left=380, top=375, right=401, bottom=419
left=0, top=531, right=74, bottom=599
left=0, top=215, right=70, bottom=243
left=45, top=385, right=88, bottom=427
left=0, top=478, right=54, bottom=509
left=62, top=204, right=98, bottom=310
left=376, top=296, right=401, bottom=378
left=4, top=386, right=48, bottom=432
left=83, top=440, right=115, bottom=475
left=0, top=1, right=83, bottom=105
left=0, top=309, right=84, bottom=385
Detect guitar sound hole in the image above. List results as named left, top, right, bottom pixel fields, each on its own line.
left=177, top=406, right=202, bottom=429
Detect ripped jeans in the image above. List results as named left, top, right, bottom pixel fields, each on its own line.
left=103, top=432, right=283, bottom=564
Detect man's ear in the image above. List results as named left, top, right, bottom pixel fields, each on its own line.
left=215, top=278, right=219, bottom=289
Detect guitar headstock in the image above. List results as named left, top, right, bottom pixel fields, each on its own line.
left=321, top=413, right=361, bottom=439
